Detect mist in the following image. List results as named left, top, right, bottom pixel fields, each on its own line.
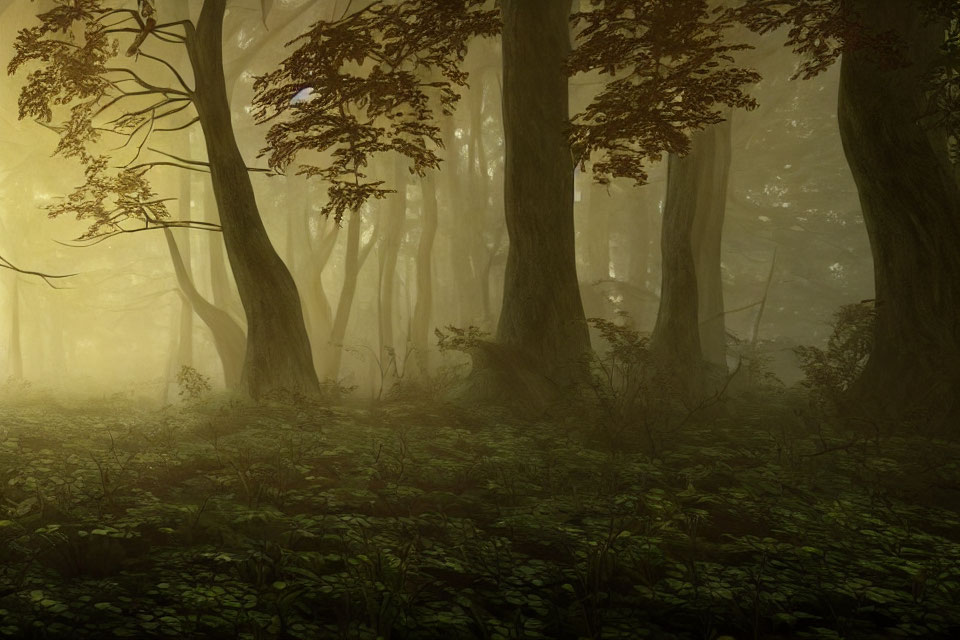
left=0, top=1, right=957, bottom=639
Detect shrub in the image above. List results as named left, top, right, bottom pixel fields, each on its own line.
left=795, top=301, right=875, bottom=410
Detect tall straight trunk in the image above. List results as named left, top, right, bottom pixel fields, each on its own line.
left=378, top=160, right=407, bottom=357
left=498, top=0, right=589, bottom=381
left=326, top=210, right=377, bottom=380
left=8, top=274, right=21, bottom=380
left=176, top=169, right=194, bottom=370
left=626, top=187, right=654, bottom=324
left=467, top=77, right=494, bottom=325
left=578, top=179, right=611, bottom=319
left=690, top=118, right=732, bottom=370
left=651, top=139, right=708, bottom=400
left=185, top=0, right=318, bottom=397
left=412, top=171, right=439, bottom=374
left=443, top=116, right=481, bottom=326
left=584, top=182, right=611, bottom=285
left=838, top=0, right=960, bottom=424
left=163, top=228, right=245, bottom=389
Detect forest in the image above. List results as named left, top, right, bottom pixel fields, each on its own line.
left=0, top=0, right=959, bottom=638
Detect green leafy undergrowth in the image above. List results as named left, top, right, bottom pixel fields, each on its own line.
left=0, top=396, right=958, bottom=639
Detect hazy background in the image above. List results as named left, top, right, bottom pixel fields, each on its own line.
left=0, top=0, right=872, bottom=401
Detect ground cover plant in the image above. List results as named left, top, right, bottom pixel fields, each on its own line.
left=2, top=379, right=959, bottom=639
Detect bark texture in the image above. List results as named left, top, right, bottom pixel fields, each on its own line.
left=186, top=0, right=318, bottom=397
left=690, top=118, right=732, bottom=370
left=838, top=0, right=960, bottom=425
left=651, top=137, right=708, bottom=400
left=498, top=0, right=589, bottom=383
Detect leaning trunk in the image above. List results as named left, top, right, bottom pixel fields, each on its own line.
left=186, top=0, right=318, bottom=397
left=838, top=0, right=960, bottom=426
left=498, top=0, right=589, bottom=383
left=164, top=228, right=246, bottom=389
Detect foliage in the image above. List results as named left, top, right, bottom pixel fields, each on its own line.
left=730, top=0, right=901, bottom=80
left=7, top=0, right=215, bottom=241
left=795, top=301, right=876, bottom=410
left=1, top=397, right=959, bottom=639
left=175, top=366, right=212, bottom=402
left=434, top=325, right=489, bottom=354
left=252, top=0, right=500, bottom=223
left=568, top=0, right=760, bottom=185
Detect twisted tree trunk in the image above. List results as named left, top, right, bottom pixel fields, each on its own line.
left=185, top=0, right=318, bottom=397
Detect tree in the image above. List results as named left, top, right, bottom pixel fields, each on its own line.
left=496, top=0, right=590, bottom=388
left=8, top=0, right=319, bottom=398
left=569, top=0, right=759, bottom=399
left=737, top=0, right=960, bottom=425
left=253, top=0, right=498, bottom=380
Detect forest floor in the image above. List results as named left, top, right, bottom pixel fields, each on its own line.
left=1, top=389, right=959, bottom=640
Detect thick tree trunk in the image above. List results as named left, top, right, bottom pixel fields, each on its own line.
left=186, top=0, right=318, bottom=397
left=498, top=0, right=589, bottom=382
left=690, top=118, right=732, bottom=370
left=651, top=138, right=709, bottom=401
left=838, top=0, right=960, bottom=425
left=163, top=228, right=246, bottom=389
left=412, top=171, right=439, bottom=374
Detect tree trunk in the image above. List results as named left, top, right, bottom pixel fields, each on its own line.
left=204, top=184, right=238, bottom=318
left=325, top=210, right=377, bottom=380
left=378, top=160, right=407, bottom=358
left=7, top=274, right=21, bottom=380
left=651, top=138, right=709, bottom=401
left=412, top=171, right=439, bottom=374
left=626, top=187, right=655, bottom=325
left=443, top=116, right=481, bottom=327
left=498, top=0, right=589, bottom=382
left=690, top=118, right=732, bottom=370
left=185, top=0, right=318, bottom=397
left=163, top=228, right=246, bottom=389
left=175, top=170, right=194, bottom=370
left=838, top=0, right=960, bottom=425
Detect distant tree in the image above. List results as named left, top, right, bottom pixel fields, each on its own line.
left=8, top=0, right=319, bottom=398
left=568, top=0, right=760, bottom=400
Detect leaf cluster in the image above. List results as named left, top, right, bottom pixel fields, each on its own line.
left=8, top=0, right=196, bottom=240
left=252, top=0, right=499, bottom=224
left=569, top=0, right=760, bottom=185
left=795, top=301, right=876, bottom=409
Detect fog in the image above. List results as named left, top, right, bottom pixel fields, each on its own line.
left=0, top=2, right=871, bottom=402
